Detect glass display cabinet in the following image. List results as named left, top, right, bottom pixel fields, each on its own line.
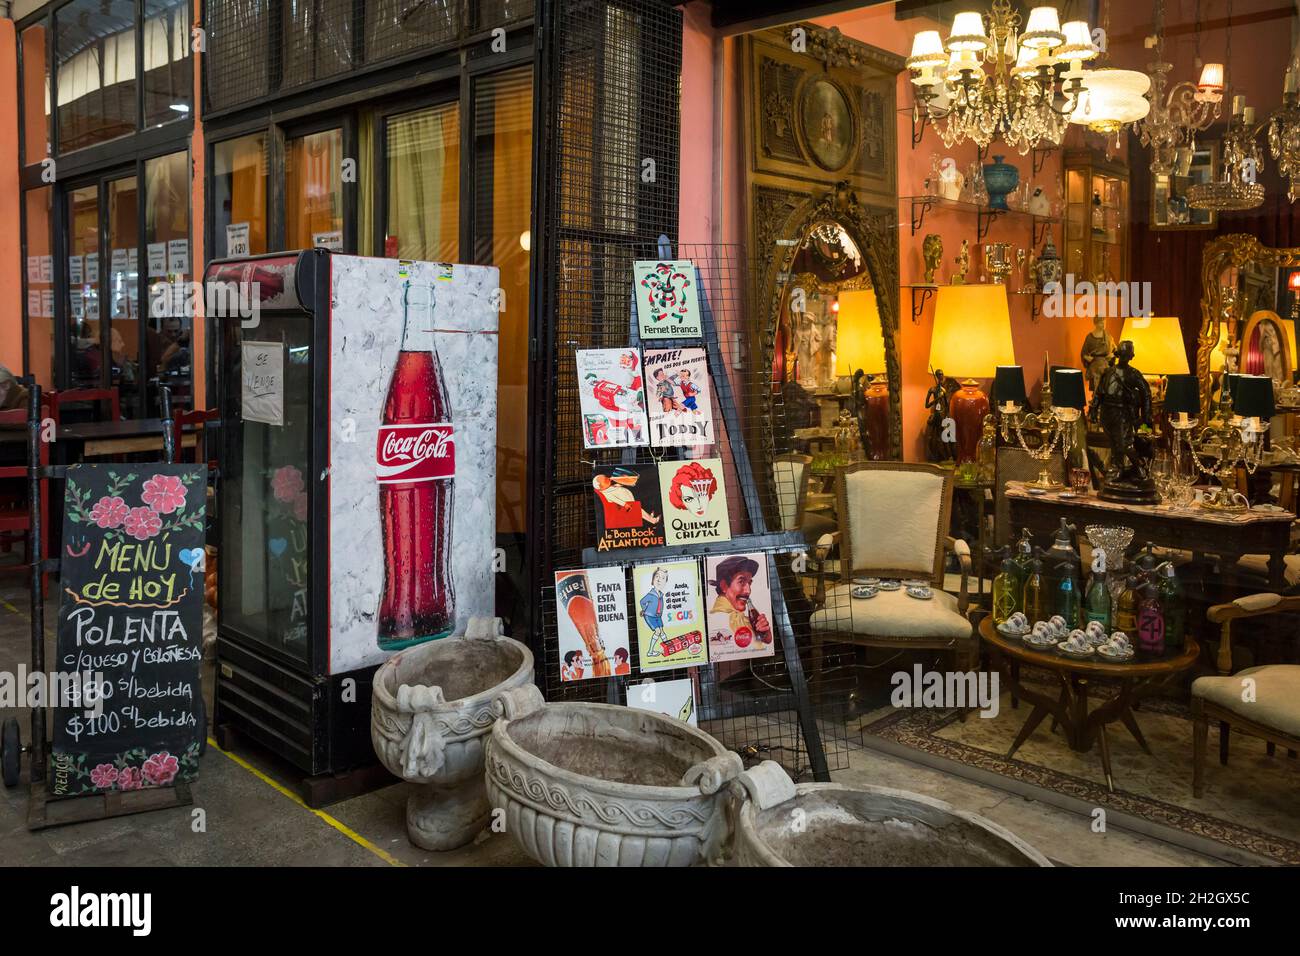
left=1064, top=150, right=1130, bottom=285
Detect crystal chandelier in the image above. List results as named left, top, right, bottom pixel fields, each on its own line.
left=1266, top=64, right=1300, bottom=202
left=907, top=1, right=1096, bottom=155
left=1188, top=99, right=1266, bottom=211
left=1134, top=0, right=1224, bottom=175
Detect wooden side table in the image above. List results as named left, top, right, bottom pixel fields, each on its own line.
left=979, top=617, right=1200, bottom=792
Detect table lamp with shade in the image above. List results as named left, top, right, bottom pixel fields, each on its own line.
left=833, top=288, right=890, bottom=459
left=1164, top=373, right=1201, bottom=491
left=1117, top=316, right=1189, bottom=401
left=1177, top=372, right=1274, bottom=511
left=928, top=284, right=1016, bottom=476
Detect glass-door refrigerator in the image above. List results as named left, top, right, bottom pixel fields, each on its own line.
left=206, top=250, right=501, bottom=782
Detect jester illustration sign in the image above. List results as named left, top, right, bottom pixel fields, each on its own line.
left=634, top=260, right=702, bottom=339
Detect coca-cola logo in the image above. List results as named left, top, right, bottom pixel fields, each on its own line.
left=376, top=424, right=455, bottom=483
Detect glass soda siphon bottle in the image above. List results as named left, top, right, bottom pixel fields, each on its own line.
left=1022, top=558, right=1047, bottom=623
left=992, top=555, right=1021, bottom=624
left=1084, top=552, right=1111, bottom=631
left=1114, top=572, right=1139, bottom=634
left=1157, top=562, right=1185, bottom=650
left=1136, top=582, right=1166, bottom=655
left=1054, top=561, right=1081, bottom=629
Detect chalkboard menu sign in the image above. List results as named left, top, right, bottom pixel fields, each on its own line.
left=50, top=465, right=207, bottom=798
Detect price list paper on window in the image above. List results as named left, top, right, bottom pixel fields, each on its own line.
left=50, top=465, right=207, bottom=798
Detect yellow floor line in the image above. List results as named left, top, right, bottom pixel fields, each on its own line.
left=206, top=736, right=407, bottom=867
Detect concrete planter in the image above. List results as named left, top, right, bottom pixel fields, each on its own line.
left=484, top=695, right=746, bottom=866
left=370, top=619, right=535, bottom=851
left=734, top=778, right=1053, bottom=867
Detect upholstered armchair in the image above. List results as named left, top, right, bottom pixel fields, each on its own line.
left=808, top=462, right=977, bottom=696
left=1191, top=592, right=1300, bottom=797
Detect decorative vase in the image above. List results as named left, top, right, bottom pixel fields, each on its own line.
left=370, top=618, right=536, bottom=851
left=1037, top=237, right=1063, bottom=288
left=983, top=155, right=1020, bottom=210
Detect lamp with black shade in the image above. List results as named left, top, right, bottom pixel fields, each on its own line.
left=1182, top=372, right=1275, bottom=511
left=1002, top=365, right=1086, bottom=490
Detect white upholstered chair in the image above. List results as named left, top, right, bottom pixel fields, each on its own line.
left=809, top=462, right=977, bottom=695
left=1191, top=592, right=1300, bottom=797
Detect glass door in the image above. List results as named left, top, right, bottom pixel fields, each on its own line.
left=286, top=128, right=346, bottom=251
left=381, top=102, right=460, bottom=261
left=66, top=184, right=101, bottom=391
left=105, top=175, right=140, bottom=411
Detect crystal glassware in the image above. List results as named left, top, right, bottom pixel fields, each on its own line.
left=1070, top=467, right=1091, bottom=494
left=1085, top=524, right=1135, bottom=606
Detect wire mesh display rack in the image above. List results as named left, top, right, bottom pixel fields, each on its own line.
left=535, top=240, right=854, bottom=780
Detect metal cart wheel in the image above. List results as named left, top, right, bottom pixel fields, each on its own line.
left=1, top=717, right=21, bottom=787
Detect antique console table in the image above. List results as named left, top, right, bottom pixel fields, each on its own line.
left=1004, top=481, right=1295, bottom=589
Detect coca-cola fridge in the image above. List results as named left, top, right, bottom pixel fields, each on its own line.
left=206, top=250, right=500, bottom=780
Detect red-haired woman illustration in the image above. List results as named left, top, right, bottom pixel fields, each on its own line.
left=667, top=461, right=717, bottom=517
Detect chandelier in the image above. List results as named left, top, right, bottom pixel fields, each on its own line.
left=907, top=1, right=1097, bottom=155
left=1134, top=0, right=1224, bottom=175
left=1266, top=64, right=1300, bottom=202
left=1188, top=100, right=1266, bottom=211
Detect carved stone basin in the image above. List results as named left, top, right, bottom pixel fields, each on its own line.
left=734, top=782, right=1053, bottom=867
left=484, top=695, right=744, bottom=867
left=370, top=620, right=534, bottom=851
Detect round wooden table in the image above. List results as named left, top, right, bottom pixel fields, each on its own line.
left=979, top=617, right=1199, bottom=792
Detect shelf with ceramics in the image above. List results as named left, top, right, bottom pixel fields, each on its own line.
left=903, top=193, right=1060, bottom=244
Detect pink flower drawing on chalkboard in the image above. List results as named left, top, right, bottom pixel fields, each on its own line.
left=89, top=763, right=119, bottom=788
left=142, top=751, right=180, bottom=786
left=88, top=496, right=130, bottom=529
left=118, top=766, right=144, bottom=790
left=142, top=474, right=187, bottom=514
left=124, top=506, right=163, bottom=541
left=272, top=465, right=305, bottom=503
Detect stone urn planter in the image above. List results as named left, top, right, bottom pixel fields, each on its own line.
left=733, top=774, right=1052, bottom=867
left=370, top=618, right=534, bottom=851
left=484, top=694, right=749, bottom=866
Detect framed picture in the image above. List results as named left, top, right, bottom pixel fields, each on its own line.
left=800, top=77, right=855, bottom=172
left=1151, top=143, right=1218, bottom=231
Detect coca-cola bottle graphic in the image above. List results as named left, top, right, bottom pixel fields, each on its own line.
left=376, top=283, right=456, bottom=649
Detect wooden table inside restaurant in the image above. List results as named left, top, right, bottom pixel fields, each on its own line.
left=1004, top=481, right=1295, bottom=589
left=979, top=617, right=1200, bottom=792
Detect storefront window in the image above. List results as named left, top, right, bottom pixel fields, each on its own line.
left=384, top=104, right=460, bottom=262
left=144, top=151, right=192, bottom=412
left=142, top=0, right=194, bottom=128
left=67, top=185, right=101, bottom=391
left=473, top=68, right=533, bottom=534
left=286, top=129, right=345, bottom=250
left=21, top=22, right=51, bottom=165
left=105, top=176, right=140, bottom=411
left=55, top=0, right=137, bottom=154
left=213, top=134, right=270, bottom=258
left=24, top=188, right=55, bottom=389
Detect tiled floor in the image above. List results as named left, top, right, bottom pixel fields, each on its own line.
left=0, top=575, right=1226, bottom=867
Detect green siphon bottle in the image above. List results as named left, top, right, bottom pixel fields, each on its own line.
left=992, top=556, right=1021, bottom=624
left=1022, top=558, right=1047, bottom=624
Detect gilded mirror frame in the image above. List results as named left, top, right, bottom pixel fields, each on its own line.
left=759, top=181, right=902, bottom=459
left=1198, top=234, right=1300, bottom=410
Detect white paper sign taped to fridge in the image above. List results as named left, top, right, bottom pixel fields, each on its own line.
left=241, top=341, right=285, bottom=426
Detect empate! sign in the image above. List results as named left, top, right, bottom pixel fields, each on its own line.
left=50, top=465, right=207, bottom=798
left=375, top=423, right=455, bottom=483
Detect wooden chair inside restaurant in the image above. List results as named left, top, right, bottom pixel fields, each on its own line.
left=48, top=386, right=121, bottom=425
left=0, top=407, right=49, bottom=580
left=1191, top=592, right=1300, bottom=797
left=809, top=462, right=976, bottom=699
left=172, top=407, right=219, bottom=467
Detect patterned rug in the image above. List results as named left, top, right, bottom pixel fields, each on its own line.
left=862, top=679, right=1300, bottom=865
